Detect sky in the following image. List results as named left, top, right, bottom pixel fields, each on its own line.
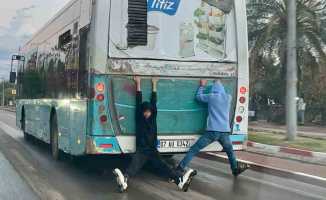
left=0, top=0, right=70, bottom=79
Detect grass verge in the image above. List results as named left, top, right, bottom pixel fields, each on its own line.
left=249, top=131, right=326, bottom=153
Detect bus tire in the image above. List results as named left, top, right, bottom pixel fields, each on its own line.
left=50, top=111, right=61, bottom=160
left=21, top=109, right=31, bottom=141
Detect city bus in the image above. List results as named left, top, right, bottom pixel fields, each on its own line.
left=14, top=0, right=249, bottom=159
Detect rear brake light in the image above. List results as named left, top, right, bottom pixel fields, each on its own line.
left=236, top=116, right=243, bottom=123
left=232, top=141, right=243, bottom=145
left=96, top=94, right=105, bottom=101
left=96, top=82, right=105, bottom=93
left=240, top=87, right=247, bottom=94
left=99, top=144, right=113, bottom=148
left=100, top=115, right=108, bottom=123
left=239, top=97, right=246, bottom=104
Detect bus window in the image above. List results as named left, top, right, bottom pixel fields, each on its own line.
left=78, top=27, right=89, bottom=98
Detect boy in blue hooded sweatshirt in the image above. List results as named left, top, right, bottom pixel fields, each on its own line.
left=177, top=79, right=249, bottom=177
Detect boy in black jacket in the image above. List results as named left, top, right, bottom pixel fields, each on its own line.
left=113, top=77, right=195, bottom=192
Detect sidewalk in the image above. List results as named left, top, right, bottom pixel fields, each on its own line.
left=249, top=120, right=326, bottom=139
left=0, top=152, right=38, bottom=200
left=211, top=151, right=326, bottom=178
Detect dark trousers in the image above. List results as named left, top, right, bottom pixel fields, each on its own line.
left=126, top=150, right=180, bottom=184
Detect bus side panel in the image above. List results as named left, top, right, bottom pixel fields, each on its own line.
left=69, top=100, right=88, bottom=155
left=16, top=101, right=23, bottom=129
left=24, top=102, right=42, bottom=139
left=38, top=103, right=52, bottom=143
left=16, top=100, right=73, bottom=154
left=16, top=100, right=52, bottom=143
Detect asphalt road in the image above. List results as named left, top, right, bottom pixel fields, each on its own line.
left=0, top=110, right=325, bottom=200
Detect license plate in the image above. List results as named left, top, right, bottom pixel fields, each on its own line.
left=159, top=139, right=194, bottom=149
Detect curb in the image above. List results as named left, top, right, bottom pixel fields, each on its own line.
left=249, top=127, right=326, bottom=140
left=247, top=141, right=326, bottom=166
left=199, top=152, right=326, bottom=188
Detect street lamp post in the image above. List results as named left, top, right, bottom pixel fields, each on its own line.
left=0, top=78, right=4, bottom=106
left=286, top=0, right=298, bottom=141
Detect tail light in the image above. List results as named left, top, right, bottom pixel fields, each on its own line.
left=96, top=82, right=105, bottom=93
left=99, top=144, right=113, bottom=148
left=239, top=97, right=246, bottom=104
left=240, top=87, right=247, bottom=94
left=100, top=115, right=108, bottom=123
left=96, top=94, right=105, bottom=101
left=236, top=116, right=243, bottom=123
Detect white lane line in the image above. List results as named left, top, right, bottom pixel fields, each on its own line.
left=206, top=152, right=326, bottom=184
left=206, top=152, right=255, bottom=165
left=294, top=172, right=326, bottom=182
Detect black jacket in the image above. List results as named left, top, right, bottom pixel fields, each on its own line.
left=135, top=91, right=158, bottom=152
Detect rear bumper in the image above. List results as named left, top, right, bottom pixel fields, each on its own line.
left=86, top=134, right=247, bottom=155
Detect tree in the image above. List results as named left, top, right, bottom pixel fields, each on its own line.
left=0, top=81, right=16, bottom=106
left=247, top=0, right=326, bottom=128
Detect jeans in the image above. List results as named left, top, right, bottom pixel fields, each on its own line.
left=178, top=131, right=238, bottom=173
left=126, top=150, right=180, bottom=184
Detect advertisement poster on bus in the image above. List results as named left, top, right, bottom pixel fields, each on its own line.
left=109, top=0, right=236, bottom=63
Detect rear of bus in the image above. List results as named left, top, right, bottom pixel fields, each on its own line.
left=87, top=0, right=249, bottom=155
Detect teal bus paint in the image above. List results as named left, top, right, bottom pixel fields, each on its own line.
left=14, top=0, right=249, bottom=157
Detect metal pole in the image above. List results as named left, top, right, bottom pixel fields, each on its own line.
left=1, top=78, right=4, bottom=106
left=286, top=0, right=298, bottom=141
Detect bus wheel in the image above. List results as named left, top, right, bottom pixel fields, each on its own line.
left=50, top=112, right=61, bottom=160
left=21, top=111, right=30, bottom=141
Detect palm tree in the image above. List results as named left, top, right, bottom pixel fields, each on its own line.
left=247, top=0, right=326, bottom=126
left=248, top=0, right=326, bottom=88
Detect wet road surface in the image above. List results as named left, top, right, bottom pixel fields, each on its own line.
left=0, top=110, right=325, bottom=200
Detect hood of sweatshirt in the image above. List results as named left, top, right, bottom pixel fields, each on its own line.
left=211, top=82, right=226, bottom=94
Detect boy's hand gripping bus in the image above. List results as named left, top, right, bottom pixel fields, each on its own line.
left=14, top=0, right=249, bottom=159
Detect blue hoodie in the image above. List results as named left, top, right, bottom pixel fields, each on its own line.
left=196, top=82, right=231, bottom=132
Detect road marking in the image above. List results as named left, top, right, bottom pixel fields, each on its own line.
left=294, top=172, right=326, bottom=182
left=206, top=152, right=255, bottom=165
left=206, top=152, right=326, bottom=182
